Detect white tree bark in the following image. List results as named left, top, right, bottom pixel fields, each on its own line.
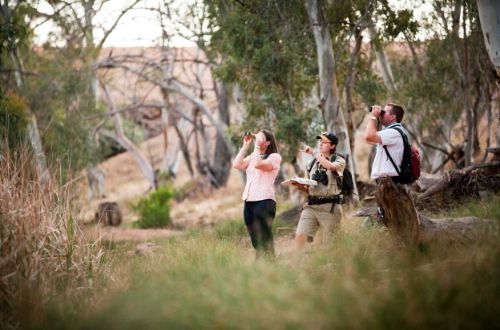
left=99, top=81, right=156, bottom=189
left=477, top=0, right=500, bottom=76
left=368, top=24, right=397, bottom=95
left=9, top=50, right=49, bottom=183
left=306, top=0, right=359, bottom=202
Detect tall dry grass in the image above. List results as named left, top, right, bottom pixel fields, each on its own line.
left=0, top=144, right=104, bottom=329
left=34, top=194, right=500, bottom=329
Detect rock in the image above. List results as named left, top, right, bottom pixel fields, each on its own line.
left=95, top=201, right=122, bottom=226
left=135, top=242, right=159, bottom=256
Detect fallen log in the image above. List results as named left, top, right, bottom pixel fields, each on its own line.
left=368, top=178, right=497, bottom=245
left=418, top=214, right=495, bottom=243
left=415, top=161, right=500, bottom=211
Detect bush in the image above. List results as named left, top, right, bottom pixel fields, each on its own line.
left=0, top=90, right=29, bottom=148
left=132, top=187, right=173, bottom=229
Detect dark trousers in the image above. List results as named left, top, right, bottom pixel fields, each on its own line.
left=243, top=199, right=276, bottom=256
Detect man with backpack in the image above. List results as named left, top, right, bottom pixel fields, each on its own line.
left=364, top=103, right=419, bottom=184
left=293, top=132, right=346, bottom=248
left=364, top=103, right=420, bottom=229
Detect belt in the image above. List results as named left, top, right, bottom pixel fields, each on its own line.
left=307, top=195, right=343, bottom=206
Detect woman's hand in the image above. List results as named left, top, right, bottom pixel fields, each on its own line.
left=243, top=133, right=253, bottom=148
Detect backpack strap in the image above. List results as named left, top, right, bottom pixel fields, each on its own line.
left=306, top=153, right=338, bottom=175
left=382, top=127, right=407, bottom=176
left=306, top=158, right=317, bottom=176
left=383, top=146, right=401, bottom=176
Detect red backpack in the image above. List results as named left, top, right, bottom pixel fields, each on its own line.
left=383, top=127, right=421, bottom=184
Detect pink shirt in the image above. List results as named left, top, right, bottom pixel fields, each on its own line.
left=242, top=153, right=282, bottom=202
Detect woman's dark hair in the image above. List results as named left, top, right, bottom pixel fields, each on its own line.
left=260, top=129, right=278, bottom=159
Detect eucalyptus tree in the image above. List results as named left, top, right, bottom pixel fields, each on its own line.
left=156, top=0, right=236, bottom=187
left=389, top=0, right=496, bottom=171
left=206, top=0, right=316, bottom=164
left=205, top=0, right=382, bottom=198
left=0, top=0, right=49, bottom=183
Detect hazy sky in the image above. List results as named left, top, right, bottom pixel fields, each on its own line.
left=34, top=0, right=194, bottom=47
left=33, top=0, right=432, bottom=48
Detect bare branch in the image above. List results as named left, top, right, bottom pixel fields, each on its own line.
left=96, top=0, right=141, bottom=51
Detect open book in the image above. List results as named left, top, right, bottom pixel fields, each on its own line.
left=281, top=177, right=318, bottom=187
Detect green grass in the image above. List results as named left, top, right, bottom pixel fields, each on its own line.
left=21, top=194, right=500, bottom=329
left=428, top=193, right=500, bottom=221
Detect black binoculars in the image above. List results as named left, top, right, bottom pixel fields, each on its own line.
left=368, top=106, right=385, bottom=116
left=312, top=169, right=329, bottom=186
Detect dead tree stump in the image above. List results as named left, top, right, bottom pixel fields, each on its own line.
left=95, top=201, right=122, bottom=226
left=357, top=177, right=496, bottom=245
left=375, top=178, right=420, bottom=245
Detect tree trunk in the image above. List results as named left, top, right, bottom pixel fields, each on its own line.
left=1, top=1, right=49, bottom=183
left=368, top=24, right=397, bottom=95
left=8, top=49, right=49, bottom=183
left=344, top=28, right=363, bottom=178
left=167, top=79, right=235, bottom=156
left=376, top=178, right=420, bottom=245
left=172, top=120, right=194, bottom=178
left=372, top=177, right=496, bottom=245
left=403, top=31, right=424, bottom=78
left=212, top=82, right=232, bottom=187
left=100, top=81, right=156, bottom=189
left=306, top=0, right=359, bottom=202
left=477, top=0, right=500, bottom=77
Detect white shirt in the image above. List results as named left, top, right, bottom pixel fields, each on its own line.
left=371, top=123, right=405, bottom=179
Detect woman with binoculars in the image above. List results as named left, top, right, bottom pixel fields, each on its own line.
left=233, top=129, right=281, bottom=260
left=293, top=132, right=346, bottom=249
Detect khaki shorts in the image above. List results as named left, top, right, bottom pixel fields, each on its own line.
left=296, top=203, right=343, bottom=244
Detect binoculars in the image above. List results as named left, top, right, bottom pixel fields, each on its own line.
left=368, top=106, right=385, bottom=116
left=244, top=131, right=255, bottom=137
left=312, top=169, right=329, bottom=186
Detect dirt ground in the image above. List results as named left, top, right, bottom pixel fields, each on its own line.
left=79, top=131, right=251, bottom=241
left=79, top=108, right=497, bottom=243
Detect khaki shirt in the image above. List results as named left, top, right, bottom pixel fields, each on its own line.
left=307, top=154, right=346, bottom=197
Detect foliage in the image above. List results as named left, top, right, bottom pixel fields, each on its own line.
left=132, top=187, right=174, bottom=229
left=20, top=47, right=102, bottom=172
left=206, top=0, right=421, bottom=162
left=354, top=69, right=388, bottom=108
left=389, top=0, right=494, bottom=169
left=0, top=89, right=29, bottom=148
left=0, top=1, right=31, bottom=56
left=206, top=0, right=317, bottom=161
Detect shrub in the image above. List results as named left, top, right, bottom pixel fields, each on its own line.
left=0, top=90, right=29, bottom=148
left=132, top=187, right=173, bottom=228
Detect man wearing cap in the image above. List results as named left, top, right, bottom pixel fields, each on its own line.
left=293, top=132, right=346, bottom=248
